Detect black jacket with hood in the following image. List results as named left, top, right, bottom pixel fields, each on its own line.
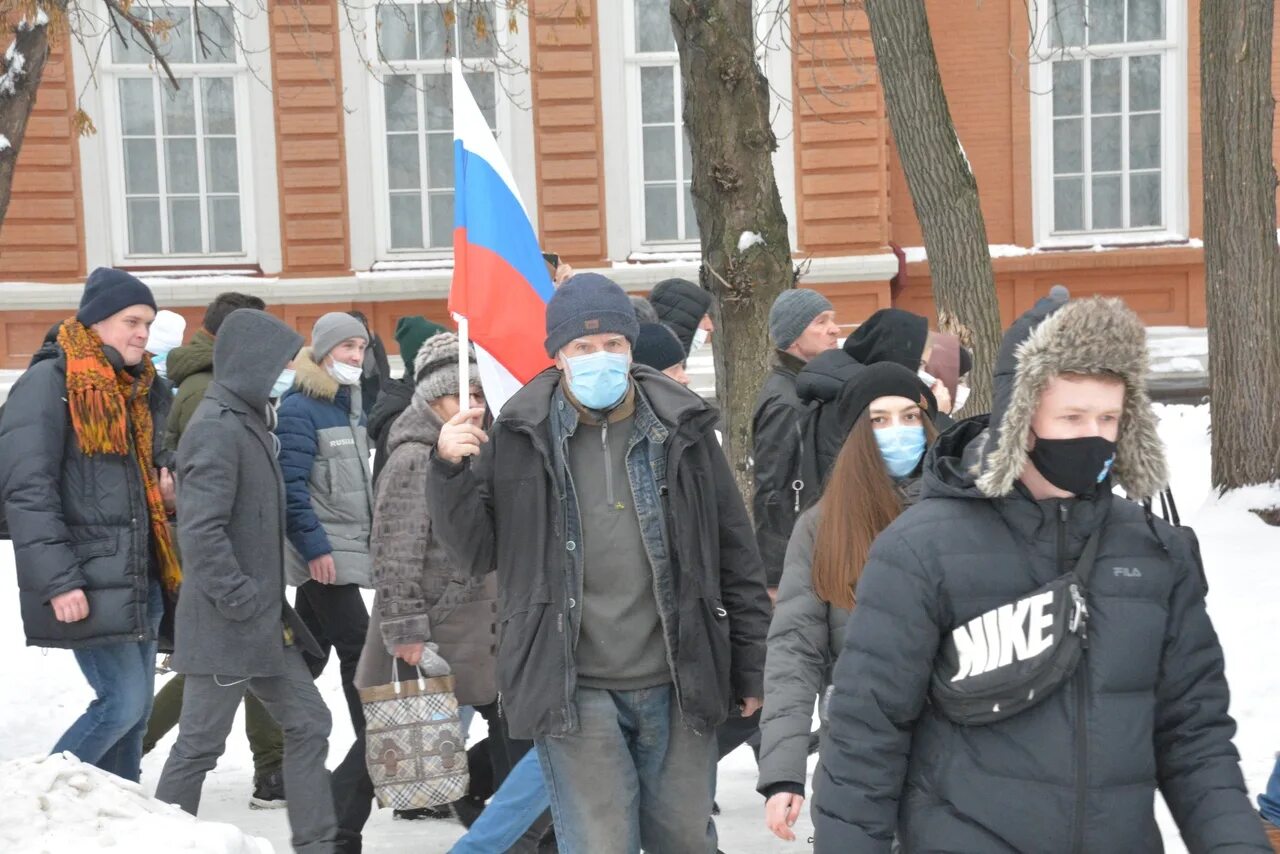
left=426, top=365, right=772, bottom=740
left=0, top=324, right=172, bottom=649
left=813, top=294, right=1267, bottom=853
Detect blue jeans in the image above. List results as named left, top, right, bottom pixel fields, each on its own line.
left=449, top=749, right=549, bottom=854
left=52, top=581, right=164, bottom=782
left=1260, top=754, right=1280, bottom=825
left=536, top=684, right=717, bottom=854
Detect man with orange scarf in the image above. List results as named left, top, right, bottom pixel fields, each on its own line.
left=0, top=267, right=180, bottom=782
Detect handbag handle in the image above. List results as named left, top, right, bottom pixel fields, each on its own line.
left=391, top=658, right=429, bottom=695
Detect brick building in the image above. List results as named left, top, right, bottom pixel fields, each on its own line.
left=0, top=0, right=1256, bottom=367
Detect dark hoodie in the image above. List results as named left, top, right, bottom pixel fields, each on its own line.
left=812, top=295, right=1266, bottom=853
left=171, top=309, right=322, bottom=677
left=843, top=308, right=929, bottom=370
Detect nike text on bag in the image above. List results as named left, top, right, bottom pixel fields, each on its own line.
left=929, top=528, right=1102, bottom=726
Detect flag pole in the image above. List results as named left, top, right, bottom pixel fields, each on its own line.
left=453, top=50, right=469, bottom=406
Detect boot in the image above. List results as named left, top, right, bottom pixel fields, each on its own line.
left=249, top=768, right=286, bottom=810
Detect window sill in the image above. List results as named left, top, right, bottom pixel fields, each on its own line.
left=1034, top=232, right=1195, bottom=252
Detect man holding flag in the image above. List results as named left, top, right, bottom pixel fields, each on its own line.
left=428, top=270, right=771, bottom=852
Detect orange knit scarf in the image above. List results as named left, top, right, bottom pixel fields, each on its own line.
left=57, top=319, right=182, bottom=594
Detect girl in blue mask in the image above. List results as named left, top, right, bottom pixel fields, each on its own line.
left=759, top=362, right=938, bottom=840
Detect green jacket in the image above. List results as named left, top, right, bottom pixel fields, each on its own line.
left=165, top=329, right=215, bottom=453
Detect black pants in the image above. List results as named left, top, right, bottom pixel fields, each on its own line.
left=294, top=581, right=373, bottom=854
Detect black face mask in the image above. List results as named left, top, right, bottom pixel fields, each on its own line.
left=1028, top=433, right=1117, bottom=496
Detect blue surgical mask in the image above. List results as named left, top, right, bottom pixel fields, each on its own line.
left=875, top=425, right=927, bottom=479
left=564, top=351, right=630, bottom=411
left=152, top=354, right=168, bottom=378
left=271, top=368, right=296, bottom=399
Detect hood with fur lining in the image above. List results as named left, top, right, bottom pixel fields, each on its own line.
left=290, top=346, right=341, bottom=402
left=976, top=293, right=1168, bottom=500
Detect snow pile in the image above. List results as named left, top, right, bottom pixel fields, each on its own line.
left=737, top=231, right=764, bottom=253
left=0, top=753, right=273, bottom=853
left=1, top=41, right=26, bottom=97
left=0, top=135, right=10, bottom=153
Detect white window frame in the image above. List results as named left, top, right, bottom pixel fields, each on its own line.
left=600, top=0, right=796, bottom=261
left=622, top=0, right=698, bottom=252
left=94, top=0, right=262, bottom=266
left=1028, top=0, right=1188, bottom=248
left=364, top=0, right=521, bottom=262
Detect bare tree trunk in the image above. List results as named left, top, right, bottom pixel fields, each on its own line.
left=1200, top=1, right=1280, bottom=500
left=671, top=0, right=794, bottom=502
left=864, top=0, right=1001, bottom=414
left=0, top=17, right=52, bottom=233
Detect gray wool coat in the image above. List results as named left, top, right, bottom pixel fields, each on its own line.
left=171, top=309, right=322, bottom=678
left=355, top=393, right=498, bottom=705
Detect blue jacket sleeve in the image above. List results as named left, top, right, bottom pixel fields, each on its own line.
left=812, top=529, right=942, bottom=853
left=274, top=395, right=331, bottom=561
left=0, top=363, right=85, bottom=603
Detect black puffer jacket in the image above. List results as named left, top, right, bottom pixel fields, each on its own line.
left=649, top=277, right=712, bottom=355
left=0, top=335, right=167, bottom=649
left=426, top=366, right=771, bottom=740
left=814, top=294, right=1267, bottom=853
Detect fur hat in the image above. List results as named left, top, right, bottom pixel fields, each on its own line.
left=414, top=332, right=480, bottom=403
left=976, top=290, right=1168, bottom=499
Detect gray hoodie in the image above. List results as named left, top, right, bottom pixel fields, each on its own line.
left=171, top=309, right=322, bottom=677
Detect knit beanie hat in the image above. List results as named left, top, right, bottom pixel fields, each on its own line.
left=394, top=315, right=448, bottom=374
left=834, top=362, right=937, bottom=440
left=633, top=323, right=685, bottom=372
left=414, top=332, right=480, bottom=402
left=146, top=309, right=187, bottom=356
left=311, top=311, right=369, bottom=362
left=769, top=289, right=834, bottom=350
left=76, top=267, right=158, bottom=327
left=544, top=273, right=639, bottom=357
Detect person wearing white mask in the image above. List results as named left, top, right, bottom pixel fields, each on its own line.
left=146, top=309, right=187, bottom=380
left=274, top=311, right=377, bottom=850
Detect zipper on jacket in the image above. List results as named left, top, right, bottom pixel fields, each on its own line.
left=1060, top=502, right=1089, bottom=854
left=601, top=420, right=617, bottom=510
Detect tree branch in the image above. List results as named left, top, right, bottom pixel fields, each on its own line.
left=102, top=0, right=180, bottom=89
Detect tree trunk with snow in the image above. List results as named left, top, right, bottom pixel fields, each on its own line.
left=0, top=15, right=52, bottom=234
left=1200, top=0, right=1280, bottom=501
left=671, top=0, right=794, bottom=503
left=864, top=0, right=1002, bottom=414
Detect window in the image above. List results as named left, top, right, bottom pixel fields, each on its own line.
left=103, top=3, right=252, bottom=259
left=1030, top=0, right=1186, bottom=244
left=626, top=0, right=698, bottom=247
left=372, top=1, right=498, bottom=254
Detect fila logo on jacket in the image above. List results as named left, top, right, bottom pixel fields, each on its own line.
left=949, top=591, right=1055, bottom=683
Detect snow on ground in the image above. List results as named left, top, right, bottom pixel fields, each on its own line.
left=0, top=404, right=1275, bottom=852
left=0, top=753, right=270, bottom=853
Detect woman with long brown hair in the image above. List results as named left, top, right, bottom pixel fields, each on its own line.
left=757, top=362, right=938, bottom=841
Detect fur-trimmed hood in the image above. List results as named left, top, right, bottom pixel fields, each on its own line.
left=289, top=346, right=341, bottom=402
left=976, top=292, right=1168, bottom=499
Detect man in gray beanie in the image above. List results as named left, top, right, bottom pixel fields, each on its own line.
left=427, top=272, right=771, bottom=852
left=753, top=288, right=840, bottom=593
left=274, top=310, right=375, bottom=853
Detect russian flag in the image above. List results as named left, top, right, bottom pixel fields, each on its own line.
left=450, top=63, right=553, bottom=415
